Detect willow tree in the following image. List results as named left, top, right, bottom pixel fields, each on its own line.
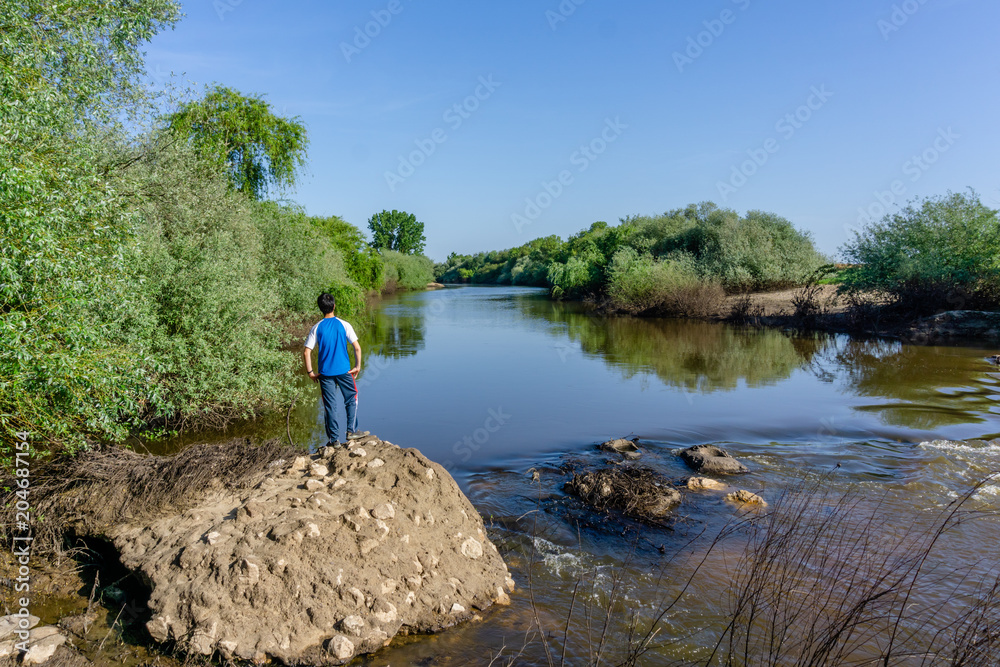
left=166, top=85, right=308, bottom=200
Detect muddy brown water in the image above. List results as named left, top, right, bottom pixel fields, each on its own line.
left=72, top=288, right=1000, bottom=663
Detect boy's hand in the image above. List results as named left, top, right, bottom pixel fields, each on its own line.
left=308, top=371, right=319, bottom=383
left=349, top=367, right=360, bottom=378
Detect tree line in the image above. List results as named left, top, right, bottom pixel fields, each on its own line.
left=0, top=0, right=432, bottom=451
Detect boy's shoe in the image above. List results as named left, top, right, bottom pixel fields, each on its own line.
left=347, top=431, right=370, bottom=440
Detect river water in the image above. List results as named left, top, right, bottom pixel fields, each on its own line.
left=159, top=286, right=1000, bottom=665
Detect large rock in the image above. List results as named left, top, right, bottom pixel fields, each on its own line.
left=99, top=439, right=513, bottom=665
left=679, top=445, right=749, bottom=475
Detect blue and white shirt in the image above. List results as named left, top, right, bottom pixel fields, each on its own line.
left=304, top=318, right=359, bottom=376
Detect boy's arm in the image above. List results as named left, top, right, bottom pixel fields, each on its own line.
left=303, top=347, right=318, bottom=382
left=349, top=341, right=362, bottom=378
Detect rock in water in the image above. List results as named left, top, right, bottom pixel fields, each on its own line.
left=686, top=477, right=727, bottom=491
left=101, top=439, right=513, bottom=665
left=725, top=489, right=767, bottom=507
left=679, top=445, right=749, bottom=475
left=599, top=438, right=641, bottom=460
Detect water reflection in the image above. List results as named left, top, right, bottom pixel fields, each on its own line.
left=516, top=295, right=826, bottom=392
left=364, top=302, right=426, bottom=359
left=814, top=338, right=1000, bottom=430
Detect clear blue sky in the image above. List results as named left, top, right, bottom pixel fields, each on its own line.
left=145, top=0, right=1000, bottom=261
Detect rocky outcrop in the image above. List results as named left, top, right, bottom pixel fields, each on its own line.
left=679, top=445, right=749, bottom=475
left=52, top=438, right=513, bottom=666
left=686, top=477, right=728, bottom=491
left=725, top=489, right=767, bottom=506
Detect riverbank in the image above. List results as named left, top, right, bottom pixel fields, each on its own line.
left=629, top=284, right=1000, bottom=344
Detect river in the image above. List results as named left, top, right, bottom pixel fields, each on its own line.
left=156, top=286, right=1000, bottom=665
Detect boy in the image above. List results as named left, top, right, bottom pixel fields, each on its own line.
left=303, top=293, right=364, bottom=448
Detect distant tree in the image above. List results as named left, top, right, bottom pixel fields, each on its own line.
left=166, top=85, right=308, bottom=199
left=367, top=209, right=426, bottom=255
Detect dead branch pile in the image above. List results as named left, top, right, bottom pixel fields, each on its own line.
left=564, top=466, right=681, bottom=522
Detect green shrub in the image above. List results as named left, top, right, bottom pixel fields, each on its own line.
left=840, top=191, right=1000, bottom=313
left=0, top=0, right=180, bottom=450
left=254, top=202, right=350, bottom=314
left=129, top=142, right=294, bottom=430
left=381, top=250, right=434, bottom=291
left=548, top=253, right=604, bottom=299
left=606, top=248, right=724, bottom=316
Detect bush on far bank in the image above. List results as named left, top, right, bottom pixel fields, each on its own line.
left=840, top=190, right=1000, bottom=314
left=382, top=250, right=435, bottom=292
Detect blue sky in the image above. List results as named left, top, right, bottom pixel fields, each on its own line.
left=146, top=0, right=1000, bottom=261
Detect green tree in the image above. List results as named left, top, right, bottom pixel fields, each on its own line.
left=165, top=85, right=308, bottom=200
left=1, top=0, right=180, bottom=448
left=367, top=209, right=427, bottom=255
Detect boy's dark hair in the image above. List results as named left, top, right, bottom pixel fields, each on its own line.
left=317, top=293, right=337, bottom=315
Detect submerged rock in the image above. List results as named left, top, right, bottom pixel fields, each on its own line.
left=679, top=445, right=749, bottom=475
left=686, top=477, right=727, bottom=491
left=37, top=439, right=513, bottom=666
left=725, top=489, right=767, bottom=507
left=599, top=438, right=641, bottom=460
left=565, top=467, right=681, bottom=521
left=906, top=310, right=1000, bottom=343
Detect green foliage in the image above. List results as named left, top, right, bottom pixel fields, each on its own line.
left=128, top=142, right=293, bottom=430
left=367, top=209, right=426, bottom=255
left=0, top=0, right=181, bottom=450
left=166, top=85, right=308, bottom=200
left=381, top=251, right=435, bottom=291
left=605, top=248, right=721, bottom=315
left=253, top=203, right=360, bottom=316
left=312, top=215, right=385, bottom=292
left=0, top=0, right=391, bottom=451
left=840, top=191, right=1000, bottom=311
left=438, top=204, right=824, bottom=313
left=435, top=236, right=564, bottom=286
